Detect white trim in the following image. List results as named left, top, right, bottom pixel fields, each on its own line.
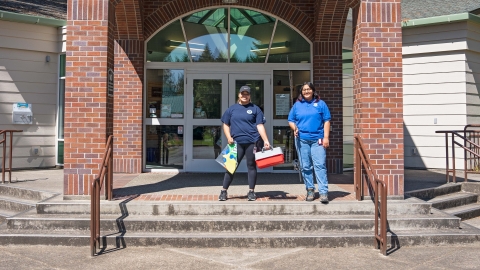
left=145, top=62, right=312, bottom=71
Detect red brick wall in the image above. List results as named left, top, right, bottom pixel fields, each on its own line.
left=114, top=39, right=144, bottom=173
left=115, top=0, right=144, bottom=40
left=312, top=1, right=350, bottom=173
left=313, top=41, right=344, bottom=173
left=352, top=0, right=404, bottom=196
left=64, top=0, right=115, bottom=196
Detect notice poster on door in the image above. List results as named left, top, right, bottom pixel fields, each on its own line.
left=160, top=104, right=171, bottom=118
left=275, top=94, right=290, bottom=115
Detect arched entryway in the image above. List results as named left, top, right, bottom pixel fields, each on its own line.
left=143, top=7, right=313, bottom=173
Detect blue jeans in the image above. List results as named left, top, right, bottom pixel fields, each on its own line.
left=297, top=138, right=328, bottom=195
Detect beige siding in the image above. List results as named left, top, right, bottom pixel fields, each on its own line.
left=0, top=20, right=62, bottom=169
left=343, top=75, right=353, bottom=167
left=403, top=21, right=473, bottom=169
left=342, top=18, right=352, bottom=50
left=342, top=13, right=353, bottom=168
left=0, top=21, right=61, bottom=53
left=466, top=51, right=480, bottom=124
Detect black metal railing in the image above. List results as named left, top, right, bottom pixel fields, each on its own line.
left=354, top=134, right=388, bottom=256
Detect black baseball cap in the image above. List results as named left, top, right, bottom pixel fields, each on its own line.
left=239, top=85, right=251, bottom=94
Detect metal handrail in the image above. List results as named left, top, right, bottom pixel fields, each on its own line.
left=354, top=134, right=388, bottom=256
left=90, top=135, right=113, bottom=256
left=436, top=124, right=480, bottom=183
left=1, top=130, right=23, bottom=184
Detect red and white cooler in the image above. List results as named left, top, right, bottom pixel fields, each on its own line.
left=254, top=147, right=285, bottom=169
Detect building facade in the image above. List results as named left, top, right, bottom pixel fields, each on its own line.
left=4, top=0, right=442, bottom=199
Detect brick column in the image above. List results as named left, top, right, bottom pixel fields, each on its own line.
left=352, top=0, right=404, bottom=197
left=313, top=41, right=344, bottom=174
left=64, top=0, right=115, bottom=198
left=114, top=40, right=144, bottom=173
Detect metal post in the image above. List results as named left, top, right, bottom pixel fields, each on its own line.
left=380, top=182, right=387, bottom=256
left=464, top=128, right=468, bottom=181
left=107, top=149, right=113, bottom=200
left=90, top=181, right=96, bottom=256
left=1, top=132, right=5, bottom=184
left=445, top=133, right=449, bottom=182
left=8, top=131, right=13, bottom=183
left=374, top=186, right=379, bottom=249
left=452, top=133, right=456, bottom=183
left=354, top=137, right=361, bottom=201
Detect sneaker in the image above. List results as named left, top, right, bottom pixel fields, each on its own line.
left=218, top=190, right=228, bottom=201
left=247, top=190, right=256, bottom=201
left=306, top=189, right=315, bottom=202
left=320, top=193, right=329, bottom=204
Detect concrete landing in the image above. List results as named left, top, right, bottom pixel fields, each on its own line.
left=3, top=168, right=480, bottom=202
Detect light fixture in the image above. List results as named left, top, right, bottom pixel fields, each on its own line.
left=167, top=40, right=205, bottom=51
left=166, top=40, right=186, bottom=47
left=250, top=41, right=290, bottom=52
left=45, top=55, right=50, bottom=62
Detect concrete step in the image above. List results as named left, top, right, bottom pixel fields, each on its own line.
left=36, top=199, right=432, bottom=216
left=6, top=209, right=460, bottom=232
left=462, top=182, right=480, bottom=194
left=444, top=203, right=480, bottom=220
left=405, top=183, right=462, bottom=200
left=0, top=185, right=58, bottom=202
left=428, top=192, right=478, bottom=210
left=0, top=195, right=36, bottom=212
left=0, top=226, right=479, bottom=248
left=463, top=216, right=480, bottom=229
left=0, top=208, right=19, bottom=224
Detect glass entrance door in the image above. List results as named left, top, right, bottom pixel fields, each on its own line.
left=185, top=73, right=271, bottom=172
left=185, top=73, right=228, bottom=172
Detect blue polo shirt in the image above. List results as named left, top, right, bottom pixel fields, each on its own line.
left=221, top=103, right=266, bottom=144
left=288, top=98, right=331, bottom=140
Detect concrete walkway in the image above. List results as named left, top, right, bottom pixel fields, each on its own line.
left=1, top=242, right=480, bottom=269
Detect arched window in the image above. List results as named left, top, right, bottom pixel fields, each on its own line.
left=146, top=7, right=310, bottom=63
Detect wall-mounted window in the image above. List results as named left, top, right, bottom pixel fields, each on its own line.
left=146, top=69, right=185, bottom=118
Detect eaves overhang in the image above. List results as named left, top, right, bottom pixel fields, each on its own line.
left=402, top=12, right=480, bottom=28
left=0, top=10, right=66, bottom=27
